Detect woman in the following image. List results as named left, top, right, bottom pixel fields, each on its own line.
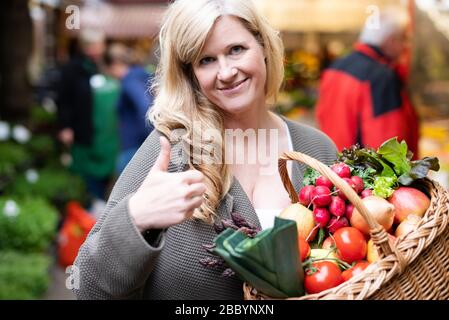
left=73, top=0, right=337, bottom=299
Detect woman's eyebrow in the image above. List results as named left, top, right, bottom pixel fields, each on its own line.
left=200, top=41, right=248, bottom=57
left=224, top=41, right=247, bottom=50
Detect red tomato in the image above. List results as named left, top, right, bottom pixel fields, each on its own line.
left=298, top=235, right=311, bottom=262
left=341, top=261, right=370, bottom=282
left=304, top=261, right=344, bottom=294
left=333, top=227, right=367, bottom=263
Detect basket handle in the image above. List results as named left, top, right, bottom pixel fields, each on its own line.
left=278, top=151, right=395, bottom=258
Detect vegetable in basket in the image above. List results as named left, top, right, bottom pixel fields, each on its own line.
left=213, top=216, right=305, bottom=298
left=298, top=137, right=439, bottom=239
left=337, top=137, right=440, bottom=198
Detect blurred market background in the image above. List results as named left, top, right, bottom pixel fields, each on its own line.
left=0, top=0, right=448, bottom=299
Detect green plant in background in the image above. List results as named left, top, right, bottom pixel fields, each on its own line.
left=0, top=250, right=52, bottom=299
left=0, top=142, right=30, bottom=174
left=0, top=110, right=83, bottom=299
left=5, top=167, right=88, bottom=209
left=29, top=105, right=57, bottom=128
left=0, top=142, right=31, bottom=191
left=27, top=135, right=56, bottom=157
left=0, top=197, right=58, bottom=252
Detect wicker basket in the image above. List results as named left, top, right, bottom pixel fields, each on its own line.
left=244, top=151, right=449, bottom=300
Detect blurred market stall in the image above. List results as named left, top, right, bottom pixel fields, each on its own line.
left=252, top=0, right=412, bottom=120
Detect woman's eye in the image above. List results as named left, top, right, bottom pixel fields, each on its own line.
left=199, top=57, right=215, bottom=65
left=230, top=45, right=244, bottom=55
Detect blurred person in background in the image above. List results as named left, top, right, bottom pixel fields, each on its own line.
left=315, top=9, right=419, bottom=157
left=56, top=29, right=119, bottom=205
left=104, top=43, right=155, bottom=175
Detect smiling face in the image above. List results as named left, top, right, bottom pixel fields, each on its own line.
left=192, top=15, right=267, bottom=117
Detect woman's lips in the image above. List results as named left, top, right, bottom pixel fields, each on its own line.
left=218, top=78, right=249, bottom=95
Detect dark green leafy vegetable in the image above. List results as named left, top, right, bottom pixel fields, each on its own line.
left=302, top=167, right=321, bottom=186
left=338, top=144, right=387, bottom=174
left=213, top=217, right=304, bottom=298
left=398, top=157, right=440, bottom=185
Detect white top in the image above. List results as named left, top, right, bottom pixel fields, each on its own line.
left=255, top=121, right=293, bottom=230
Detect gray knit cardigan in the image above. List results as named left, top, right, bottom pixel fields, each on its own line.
left=73, top=116, right=337, bottom=300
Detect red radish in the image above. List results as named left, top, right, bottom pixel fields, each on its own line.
left=298, top=185, right=315, bottom=206
left=311, top=186, right=332, bottom=207
left=313, top=207, right=331, bottom=227
left=351, top=176, right=365, bottom=194
left=336, top=178, right=354, bottom=201
left=345, top=203, right=354, bottom=220
left=329, top=196, right=346, bottom=217
left=361, top=189, right=373, bottom=198
left=316, top=176, right=333, bottom=189
left=328, top=217, right=349, bottom=233
left=344, top=177, right=356, bottom=190
left=331, top=163, right=351, bottom=179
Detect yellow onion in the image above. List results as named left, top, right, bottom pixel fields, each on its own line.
left=309, top=249, right=339, bottom=266
left=350, top=196, right=395, bottom=235
left=279, top=203, right=316, bottom=240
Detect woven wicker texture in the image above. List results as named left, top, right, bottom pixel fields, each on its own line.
left=244, top=151, right=449, bottom=300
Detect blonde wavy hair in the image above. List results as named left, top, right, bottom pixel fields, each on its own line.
left=148, top=0, right=285, bottom=223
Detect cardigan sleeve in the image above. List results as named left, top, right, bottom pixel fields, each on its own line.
left=72, top=129, right=180, bottom=299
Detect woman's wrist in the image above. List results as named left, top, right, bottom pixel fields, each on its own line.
left=128, top=193, right=149, bottom=234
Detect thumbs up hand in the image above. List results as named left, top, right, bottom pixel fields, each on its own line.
left=129, top=136, right=206, bottom=233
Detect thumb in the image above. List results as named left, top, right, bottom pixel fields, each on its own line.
left=151, top=136, right=172, bottom=173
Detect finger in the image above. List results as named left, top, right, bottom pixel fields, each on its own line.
left=151, top=136, right=171, bottom=173
left=184, top=183, right=206, bottom=199
left=185, top=195, right=204, bottom=212
left=180, top=170, right=204, bottom=184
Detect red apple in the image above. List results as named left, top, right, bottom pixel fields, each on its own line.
left=388, top=187, right=430, bottom=224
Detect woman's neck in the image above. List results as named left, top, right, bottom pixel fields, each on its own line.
left=223, top=108, right=281, bottom=131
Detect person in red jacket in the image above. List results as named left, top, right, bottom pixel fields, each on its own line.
left=316, top=10, right=419, bottom=158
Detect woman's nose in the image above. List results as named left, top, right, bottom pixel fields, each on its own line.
left=217, top=59, right=237, bottom=82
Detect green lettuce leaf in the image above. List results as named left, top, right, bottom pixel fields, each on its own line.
left=377, top=138, right=411, bottom=176
left=373, top=176, right=397, bottom=198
